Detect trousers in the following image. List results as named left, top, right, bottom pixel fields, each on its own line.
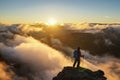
left=73, top=58, right=80, bottom=68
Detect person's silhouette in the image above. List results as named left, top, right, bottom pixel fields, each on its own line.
left=73, top=47, right=84, bottom=68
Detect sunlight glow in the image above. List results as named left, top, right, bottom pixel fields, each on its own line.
left=48, top=18, right=57, bottom=25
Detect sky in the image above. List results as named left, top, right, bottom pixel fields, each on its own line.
left=0, top=0, right=120, bottom=24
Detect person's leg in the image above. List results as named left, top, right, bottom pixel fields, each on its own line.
left=73, top=59, right=77, bottom=67
left=77, top=59, right=80, bottom=68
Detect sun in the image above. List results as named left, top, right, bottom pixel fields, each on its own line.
left=48, top=18, right=57, bottom=25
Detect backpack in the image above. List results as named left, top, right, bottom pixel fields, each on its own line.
left=73, top=50, right=78, bottom=58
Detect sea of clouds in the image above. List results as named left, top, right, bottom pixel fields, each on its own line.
left=0, top=23, right=120, bottom=80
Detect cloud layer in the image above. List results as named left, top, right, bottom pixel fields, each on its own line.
left=0, top=23, right=120, bottom=80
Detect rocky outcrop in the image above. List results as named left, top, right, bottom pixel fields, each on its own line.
left=53, top=66, right=107, bottom=80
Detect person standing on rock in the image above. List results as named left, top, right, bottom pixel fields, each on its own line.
left=73, top=47, right=84, bottom=68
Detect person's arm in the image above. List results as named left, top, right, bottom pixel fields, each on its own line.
left=80, top=50, right=84, bottom=58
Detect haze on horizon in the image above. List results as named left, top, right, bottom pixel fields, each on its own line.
left=0, top=0, right=120, bottom=24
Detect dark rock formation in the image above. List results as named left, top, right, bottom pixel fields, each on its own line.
left=53, top=66, right=107, bottom=80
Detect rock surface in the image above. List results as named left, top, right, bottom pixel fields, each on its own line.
left=53, top=66, right=107, bottom=80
